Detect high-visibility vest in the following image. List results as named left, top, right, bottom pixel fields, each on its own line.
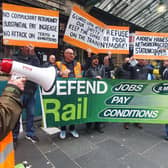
left=0, top=131, right=15, bottom=168
left=56, top=61, right=82, bottom=78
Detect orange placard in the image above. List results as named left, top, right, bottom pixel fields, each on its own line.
left=72, top=6, right=105, bottom=28
left=3, top=39, right=58, bottom=48
left=64, top=35, right=98, bottom=54
left=135, top=31, right=168, bottom=37
left=106, top=25, right=129, bottom=31
left=99, top=49, right=129, bottom=54
left=134, top=55, right=168, bottom=60
left=133, top=31, right=168, bottom=60
left=64, top=5, right=129, bottom=54
left=2, top=3, right=59, bottom=18
left=2, top=3, right=59, bottom=48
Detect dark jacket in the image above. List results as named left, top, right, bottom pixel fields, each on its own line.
left=115, top=63, right=132, bottom=79
left=159, top=62, right=165, bottom=79
left=42, top=62, right=58, bottom=72
left=162, top=67, right=168, bottom=80
left=43, top=62, right=54, bottom=67
left=132, top=64, right=153, bottom=80
left=82, top=57, right=92, bottom=71
left=85, top=64, right=105, bottom=78
left=12, top=53, right=40, bottom=94
left=104, top=58, right=114, bottom=78
left=0, top=84, right=22, bottom=141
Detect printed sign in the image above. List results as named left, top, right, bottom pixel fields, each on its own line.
left=64, top=6, right=129, bottom=54
left=134, top=31, right=168, bottom=60
left=2, top=3, right=59, bottom=48
left=42, top=78, right=168, bottom=127
left=99, top=26, right=129, bottom=54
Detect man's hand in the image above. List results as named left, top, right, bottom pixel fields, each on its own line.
left=28, top=44, right=35, bottom=55
left=108, top=51, right=112, bottom=58
left=87, top=48, right=92, bottom=58
left=62, top=69, right=70, bottom=77
left=96, top=76, right=102, bottom=79
left=20, top=44, right=35, bottom=56
left=8, top=77, right=26, bottom=91
left=129, top=56, right=135, bottom=61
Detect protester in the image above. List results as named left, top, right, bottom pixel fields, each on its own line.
left=115, top=57, right=133, bottom=129
left=159, top=60, right=168, bottom=140
left=131, top=59, right=153, bottom=129
left=144, top=60, right=155, bottom=80
left=84, top=55, right=105, bottom=133
left=115, top=57, right=132, bottom=80
left=56, top=48, right=82, bottom=139
left=0, top=77, right=26, bottom=168
left=12, top=45, right=40, bottom=146
left=103, top=52, right=114, bottom=78
left=132, top=59, right=153, bottom=80
left=43, top=54, right=57, bottom=67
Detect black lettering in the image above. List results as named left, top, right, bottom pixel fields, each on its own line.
left=28, top=33, right=35, bottom=39
left=3, top=31, right=10, bottom=36
left=11, top=31, right=27, bottom=38
left=70, top=32, right=77, bottom=38
left=4, top=21, right=27, bottom=29
left=39, top=24, right=57, bottom=32
left=29, top=23, right=36, bottom=29
left=68, top=24, right=80, bottom=31
left=3, top=11, right=10, bottom=17
left=80, top=28, right=87, bottom=35
left=38, top=16, right=57, bottom=23
left=78, top=34, right=85, bottom=41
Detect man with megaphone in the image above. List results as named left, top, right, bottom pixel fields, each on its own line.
left=0, top=77, right=26, bottom=168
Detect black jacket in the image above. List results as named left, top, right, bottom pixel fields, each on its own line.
left=12, top=53, right=40, bottom=94
left=104, top=58, right=114, bottom=78
left=132, top=64, right=153, bottom=80
left=162, top=67, right=168, bottom=80
left=85, top=64, right=105, bottom=78
left=115, top=63, right=132, bottom=79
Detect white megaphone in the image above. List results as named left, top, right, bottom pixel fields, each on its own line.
left=0, top=59, right=57, bottom=91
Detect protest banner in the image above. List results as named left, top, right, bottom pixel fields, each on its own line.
left=2, top=3, right=59, bottom=48
left=64, top=6, right=129, bottom=54
left=134, top=31, right=168, bottom=60
left=99, top=26, right=129, bottom=54
left=42, top=78, right=168, bottom=127
left=64, top=6, right=105, bottom=54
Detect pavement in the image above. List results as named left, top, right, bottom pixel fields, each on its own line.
left=15, top=123, right=168, bottom=168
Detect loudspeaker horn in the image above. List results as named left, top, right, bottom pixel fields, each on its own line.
left=0, top=59, right=57, bottom=91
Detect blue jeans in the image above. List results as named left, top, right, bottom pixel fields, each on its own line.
left=13, top=92, right=36, bottom=138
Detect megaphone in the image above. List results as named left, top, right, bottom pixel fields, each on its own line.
left=0, top=59, right=57, bottom=91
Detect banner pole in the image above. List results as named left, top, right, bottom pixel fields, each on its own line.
left=39, top=87, right=47, bottom=128
left=39, top=87, right=60, bottom=135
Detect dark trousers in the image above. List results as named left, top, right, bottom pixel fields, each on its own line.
left=61, top=125, right=75, bottom=131
left=165, top=124, right=168, bottom=136
left=13, top=93, right=36, bottom=138
left=86, top=122, right=101, bottom=129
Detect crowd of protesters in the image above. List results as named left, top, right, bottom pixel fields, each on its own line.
left=9, top=46, right=168, bottom=148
